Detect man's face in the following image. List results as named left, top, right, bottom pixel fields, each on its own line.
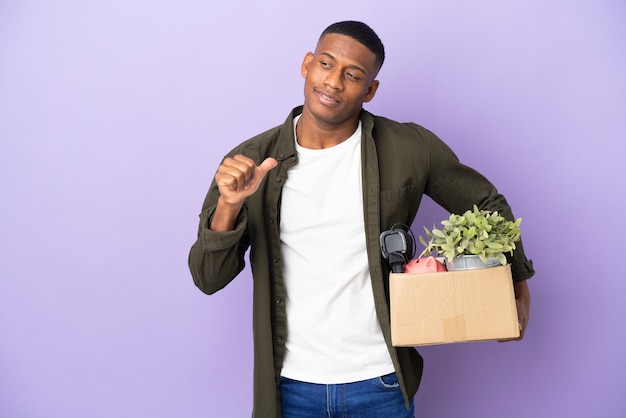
left=300, top=33, right=380, bottom=127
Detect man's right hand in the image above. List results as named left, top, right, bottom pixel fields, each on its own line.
left=210, top=154, right=277, bottom=231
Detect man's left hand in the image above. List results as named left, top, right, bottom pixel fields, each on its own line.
left=499, top=279, right=531, bottom=342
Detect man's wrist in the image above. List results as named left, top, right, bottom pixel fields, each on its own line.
left=209, top=197, right=244, bottom=232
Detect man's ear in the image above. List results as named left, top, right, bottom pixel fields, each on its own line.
left=301, top=52, right=314, bottom=79
left=363, top=79, right=380, bottom=103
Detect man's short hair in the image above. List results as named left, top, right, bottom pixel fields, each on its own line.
left=320, top=21, right=385, bottom=71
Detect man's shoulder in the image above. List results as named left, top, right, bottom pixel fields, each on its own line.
left=246, top=107, right=300, bottom=142
left=243, top=124, right=284, bottom=143
left=364, top=111, right=435, bottom=142
left=227, top=109, right=298, bottom=158
left=229, top=125, right=284, bottom=157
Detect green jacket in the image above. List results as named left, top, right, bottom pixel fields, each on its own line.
left=189, top=106, right=535, bottom=417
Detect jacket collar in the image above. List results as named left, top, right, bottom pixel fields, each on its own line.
left=277, top=106, right=376, bottom=160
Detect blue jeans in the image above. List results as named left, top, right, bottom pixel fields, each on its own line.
left=279, top=372, right=414, bottom=417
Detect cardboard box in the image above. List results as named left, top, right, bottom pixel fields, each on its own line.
left=390, top=264, right=519, bottom=346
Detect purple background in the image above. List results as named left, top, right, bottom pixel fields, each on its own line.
left=1, top=1, right=625, bottom=417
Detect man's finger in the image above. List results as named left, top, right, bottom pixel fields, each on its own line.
left=257, top=157, right=278, bottom=175
left=242, top=158, right=278, bottom=191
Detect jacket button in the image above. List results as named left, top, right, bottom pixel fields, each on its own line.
left=275, top=297, right=282, bottom=304
left=276, top=177, right=282, bottom=183
left=276, top=336, right=283, bottom=344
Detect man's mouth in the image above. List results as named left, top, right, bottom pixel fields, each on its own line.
left=315, top=90, right=340, bottom=105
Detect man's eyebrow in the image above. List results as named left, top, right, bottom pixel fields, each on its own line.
left=319, top=52, right=368, bottom=76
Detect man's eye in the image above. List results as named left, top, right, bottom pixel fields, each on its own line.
left=347, top=72, right=360, bottom=80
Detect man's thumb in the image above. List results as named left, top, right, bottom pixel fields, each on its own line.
left=257, top=157, right=278, bottom=175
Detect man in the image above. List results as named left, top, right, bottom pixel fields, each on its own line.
left=189, top=21, right=534, bottom=417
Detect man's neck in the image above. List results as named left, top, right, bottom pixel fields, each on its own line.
left=295, top=112, right=360, bottom=150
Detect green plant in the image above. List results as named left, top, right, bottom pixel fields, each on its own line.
left=419, top=205, right=522, bottom=266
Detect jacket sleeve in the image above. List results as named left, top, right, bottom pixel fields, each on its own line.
left=188, top=180, right=251, bottom=295
left=422, top=129, right=535, bottom=281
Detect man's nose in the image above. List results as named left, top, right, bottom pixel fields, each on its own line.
left=324, top=69, right=343, bottom=90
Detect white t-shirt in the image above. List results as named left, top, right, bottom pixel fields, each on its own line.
left=279, top=116, right=394, bottom=384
